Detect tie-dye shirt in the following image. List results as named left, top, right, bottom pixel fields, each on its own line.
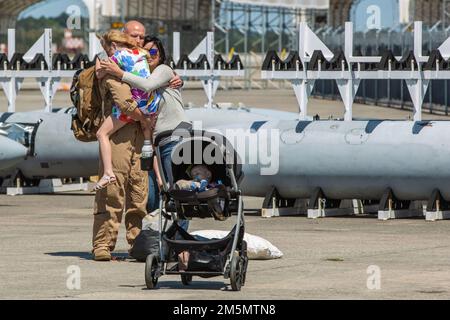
left=110, top=48, right=161, bottom=123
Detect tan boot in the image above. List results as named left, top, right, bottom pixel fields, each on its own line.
left=93, top=248, right=111, bottom=261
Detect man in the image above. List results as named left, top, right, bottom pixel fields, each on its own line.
left=91, top=20, right=181, bottom=261
left=123, top=20, right=145, bottom=46
left=92, top=73, right=149, bottom=261
left=123, top=20, right=183, bottom=88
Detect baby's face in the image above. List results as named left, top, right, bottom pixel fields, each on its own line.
left=190, top=165, right=211, bottom=181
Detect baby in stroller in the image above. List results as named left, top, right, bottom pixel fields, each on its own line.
left=144, top=129, right=247, bottom=290
left=172, top=164, right=227, bottom=221
left=172, top=164, right=226, bottom=269
left=174, top=164, right=222, bottom=192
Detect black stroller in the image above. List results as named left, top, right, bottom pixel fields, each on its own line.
left=144, top=127, right=248, bottom=291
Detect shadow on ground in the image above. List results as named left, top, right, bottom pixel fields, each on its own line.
left=242, top=209, right=261, bottom=216
left=38, top=193, right=94, bottom=197
left=45, top=251, right=130, bottom=261
left=140, top=280, right=228, bottom=291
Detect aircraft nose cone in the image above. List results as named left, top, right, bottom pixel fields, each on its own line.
left=0, top=135, right=28, bottom=170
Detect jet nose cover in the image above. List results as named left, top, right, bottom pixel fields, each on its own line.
left=0, top=135, right=28, bottom=170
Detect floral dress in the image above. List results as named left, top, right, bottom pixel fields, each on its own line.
left=110, top=48, right=161, bottom=123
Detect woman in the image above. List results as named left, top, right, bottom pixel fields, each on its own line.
left=98, top=35, right=189, bottom=225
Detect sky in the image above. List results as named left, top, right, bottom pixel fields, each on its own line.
left=18, top=0, right=89, bottom=19
left=350, top=0, right=400, bottom=32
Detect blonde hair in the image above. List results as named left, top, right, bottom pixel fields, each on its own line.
left=99, top=30, right=138, bottom=51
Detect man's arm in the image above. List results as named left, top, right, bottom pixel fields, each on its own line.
left=103, top=74, right=146, bottom=122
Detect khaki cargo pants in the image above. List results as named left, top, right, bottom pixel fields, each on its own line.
left=92, top=122, right=148, bottom=252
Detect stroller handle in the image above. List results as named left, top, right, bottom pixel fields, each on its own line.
left=153, top=122, right=193, bottom=147
left=153, top=130, right=175, bottom=147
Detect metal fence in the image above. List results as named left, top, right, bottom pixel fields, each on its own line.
left=214, top=15, right=450, bottom=115
left=310, top=23, right=450, bottom=115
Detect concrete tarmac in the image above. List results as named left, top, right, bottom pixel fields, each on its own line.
left=1, top=89, right=450, bottom=299
left=1, top=193, right=450, bottom=300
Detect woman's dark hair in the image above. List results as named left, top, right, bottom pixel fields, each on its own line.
left=143, top=35, right=166, bottom=65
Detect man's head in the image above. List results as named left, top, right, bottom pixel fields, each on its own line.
left=123, top=20, right=145, bottom=47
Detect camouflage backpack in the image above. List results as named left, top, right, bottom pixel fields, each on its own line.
left=70, top=65, right=104, bottom=142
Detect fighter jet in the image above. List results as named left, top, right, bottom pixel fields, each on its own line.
left=0, top=106, right=296, bottom=183
left=2, top=107, right=450, bottom=207
left=0, top=135, right=27, bottom=171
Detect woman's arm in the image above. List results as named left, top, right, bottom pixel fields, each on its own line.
left=122, top=65, right=174, bottom=92
left=153, top=156, right=163, bottom=189
left=99, top=59, right=180, bottom=91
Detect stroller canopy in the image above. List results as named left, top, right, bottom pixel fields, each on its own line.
left=155, top=128, right=243, bottom=187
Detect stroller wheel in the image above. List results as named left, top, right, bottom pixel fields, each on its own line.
left=240, top=241, right=248, bottom=286
left=145, top=254, right=159, bottom=289
left=240, top=240, right=248, bottom=257
left=181, top=274, right=193, bottom=285
left=230, top=255, right=243, bottom=291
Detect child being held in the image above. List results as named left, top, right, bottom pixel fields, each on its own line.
left=92, top=30, right=159, bottom=191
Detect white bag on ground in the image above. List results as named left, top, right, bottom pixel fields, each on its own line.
left=142, top=209, right=161, bottom=231
left=142, top=209, right=173, bottom=231
left=190, top=230, right=283, bottom=260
